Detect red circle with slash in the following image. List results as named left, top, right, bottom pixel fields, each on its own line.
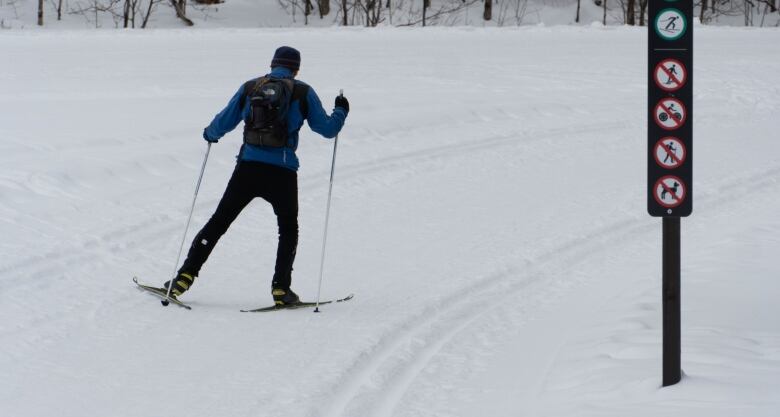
left=654, top=175, right=686, bottom=208
left=654, top=59, right=687, bottom=92
left=654, top=98, right=687, bottom=131
left=653, top=137, right=686, bottom=169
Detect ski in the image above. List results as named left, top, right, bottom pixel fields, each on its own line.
left=241, top=293, right=354, bottom=313
left=133, top=276, right=192, bottom=310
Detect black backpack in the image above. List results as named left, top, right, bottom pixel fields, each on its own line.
left=242, top=77, right=308, bottom=148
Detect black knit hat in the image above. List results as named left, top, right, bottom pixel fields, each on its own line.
left=271, top=46, right=301, bottom=71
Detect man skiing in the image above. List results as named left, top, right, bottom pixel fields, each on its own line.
left=162, top=46, right=349, bottom=306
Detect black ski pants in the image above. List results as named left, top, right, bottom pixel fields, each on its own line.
left=180, top=161, right=298, bottom=290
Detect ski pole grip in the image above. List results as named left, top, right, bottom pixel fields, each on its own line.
left=339, top=89, right=344, bottom=97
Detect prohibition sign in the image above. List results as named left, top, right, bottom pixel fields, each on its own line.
left=654, top=175, right=686, bottom=208
left=654, top=59, right=687, bottom=92
left=654, top=137, right=686, bottom=169
left=654, top=98, right=687, bottom=130
left=655, top=8, right=687, bottom=41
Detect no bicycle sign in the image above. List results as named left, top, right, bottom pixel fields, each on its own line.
left=654, top=98, right=687, bottom=130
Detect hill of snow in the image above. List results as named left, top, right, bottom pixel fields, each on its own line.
left=1, top=25, right=779, bottom=417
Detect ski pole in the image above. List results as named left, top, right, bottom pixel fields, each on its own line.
left=314, top=89, right=343, bottom=313
left=163, top=142, right=211, bottom=306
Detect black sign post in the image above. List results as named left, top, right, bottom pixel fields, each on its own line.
left=648, top=0, right=692, bottom=387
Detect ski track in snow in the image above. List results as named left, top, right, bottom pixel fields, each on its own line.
left=314, top=164, right=780, bottom=417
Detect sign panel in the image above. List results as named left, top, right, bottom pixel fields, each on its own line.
left=648, top=0, right=692, bottom=217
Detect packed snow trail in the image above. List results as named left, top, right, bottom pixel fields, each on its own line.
left=1, top=27, right=779, bottom=417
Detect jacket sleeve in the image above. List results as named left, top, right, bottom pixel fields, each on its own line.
left=204, top=83, right=248, bottom=141
left=304, top=86, right=347, bottom=139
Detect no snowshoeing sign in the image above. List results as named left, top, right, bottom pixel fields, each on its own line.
left=648, top=0, right=692, bottom=217
left=654, top=59, right=687, bottom=92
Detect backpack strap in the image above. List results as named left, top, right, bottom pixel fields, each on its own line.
left=239, top=77, right=264, bottom=110
left=292, top=82, right=310, bottom=120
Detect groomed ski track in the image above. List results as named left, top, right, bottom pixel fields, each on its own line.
left=2, top=28, right=779, bottom=417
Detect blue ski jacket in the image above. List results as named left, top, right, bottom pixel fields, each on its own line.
left=203, top=67, right=348, bottom=171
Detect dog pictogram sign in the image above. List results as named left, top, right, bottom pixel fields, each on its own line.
left=654, top=98, right=687, bottom=130
left=654, top=137, right=686, bottom=169
left=654, top=175, right=686, bottom=208
left=654, top=59, right=687, bottom=92
left=655, top=8, right=687, bottom=41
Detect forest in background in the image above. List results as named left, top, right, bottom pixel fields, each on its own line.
left=2, top=0, right=779, bottom=29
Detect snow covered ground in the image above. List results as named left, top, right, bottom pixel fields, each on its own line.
left=1, top=26, right=780, bottom=417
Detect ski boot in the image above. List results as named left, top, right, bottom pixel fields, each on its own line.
left=163, top=272, right=196, bottom=298
left=272, top=287, right=300, bottom=306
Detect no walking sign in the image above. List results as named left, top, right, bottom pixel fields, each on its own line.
left=654, top=137, right=686, bottom=169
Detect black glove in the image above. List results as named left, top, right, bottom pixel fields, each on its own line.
left=335, top=95, right=349, bottom=113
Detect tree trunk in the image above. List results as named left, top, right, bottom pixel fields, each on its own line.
left=422, top=0, right=427, bottom=26
left=305, top=0, right=313, bottom=20
left=169, top=0, right=195, bottom=26
left=602, top=0, right=607, bottom=25
left=58, top=0, right=63, bottom=20
left=639, top=0, right=647, bottom=25
left=124, top=0, right=131, bottom=27
left=342, top=0, right=348, bottom=25
left=143, top=0, right=156, bottom=28
left=37, top=0, right=44, bottom=25
left=700, top=0, right=707, bottom=22
left=576, top=0, right=581, bottom=23
left=484, top=0, right=493, bottom=21
left=627, top=0, right=635, bottom=25
left=318, top=0, right=330, bottom=17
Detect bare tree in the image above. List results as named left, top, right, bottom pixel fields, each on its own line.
left=626, top=0, right=635, bottom=24
left=318, top=0, right=330, bottom=16
left=123, top=0, right=146, bottom=27
left=360, top=0, right=383, bottom=26
left=483, top=0, right=492, bottom=20
left=304, top=0, right=313, bottom=24
left=169, top=0, right=194, bottom=25
left=142, top=0, right=160, bottom=27
left=603, top=0, right=607, bottom=25
left=700, top=0, right=708, bottom=22
left=38, top=0, right=43, bottom=25
left=576, top=0, right=581, bottom=22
